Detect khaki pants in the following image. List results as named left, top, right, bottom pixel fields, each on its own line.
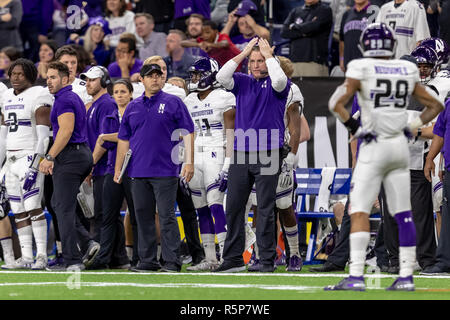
left=292, top=62, right=329, bottom=77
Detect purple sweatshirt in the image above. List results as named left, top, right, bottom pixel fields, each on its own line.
left=21, top=0, right=54, bottom=35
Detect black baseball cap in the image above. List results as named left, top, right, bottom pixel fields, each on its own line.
left=140, top=64, right=163, bottom=77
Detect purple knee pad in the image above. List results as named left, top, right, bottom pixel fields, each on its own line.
left=394, top=211, right=416, bottom=247
left=197, top=206, right=215, bottom=234
left=210, top=204, right=227, bottom=234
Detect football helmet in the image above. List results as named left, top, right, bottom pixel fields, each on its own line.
left=187, top=57, right=220, bottom=92
left=420, top=37, right=449, bottom=66
left=358, top=22, right=397, bottom=58
left=411, top=45, right=440, bottom=83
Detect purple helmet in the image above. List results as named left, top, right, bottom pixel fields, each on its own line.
left=359, top=22, right=397, bottom=58
left=188, top=57, right=220, bottom=92
left=411, top=45, right=440, bottom=83
left=419, top=37, right=449, bottom=66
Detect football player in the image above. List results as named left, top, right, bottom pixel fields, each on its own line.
left=184, top=57, right=236, bottom=271
left=0, top=59, right=53, bottom=269
left=327, top=23, right=443, bottom=291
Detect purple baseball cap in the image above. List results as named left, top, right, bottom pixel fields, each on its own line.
left=88, top=16, right=112, bottom=35
left=235, top=0, right=258, bottom=17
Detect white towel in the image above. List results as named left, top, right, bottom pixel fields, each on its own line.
left=315, top=167, right=336, bottom=212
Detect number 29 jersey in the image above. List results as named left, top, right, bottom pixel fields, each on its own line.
left=184, top=89, right=236, bottom=148
left=0, top=86, right=53, bottom=151
left=346, top=58, right=420, bottom=138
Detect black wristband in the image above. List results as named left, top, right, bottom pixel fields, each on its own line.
left=343, top=117, right=360, bottom=135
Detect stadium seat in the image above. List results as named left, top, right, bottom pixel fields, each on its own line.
left=295, top=168, right=352, bottom=264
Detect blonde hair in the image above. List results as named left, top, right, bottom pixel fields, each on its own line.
left=83, top=25, right=109, bottom=56
left=278, top=56, right=294, bottom=79
left=143, top=55, right=164, bottom=65
left=167, top=76, right=187, bottom=95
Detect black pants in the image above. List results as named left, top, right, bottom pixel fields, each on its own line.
left=92, top=175, right=105, bottom=242
left=223, top=150, right=281, bottom=266
left=381, top=170, right=436, bottom=269
left=95, top=174, right=133, bottom=266
left=176, top=182, right=205, bottom=264
left=51, top=143, right=93, bottom=265
left=130, top=177, right=181, bottom=270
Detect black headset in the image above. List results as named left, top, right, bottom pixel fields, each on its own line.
left=96, top=65, right=112, bottom=88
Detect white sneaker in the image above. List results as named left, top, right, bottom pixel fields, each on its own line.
left=1, top=257, right=33, bottom=270
left=244, top=224, right=256, bottom=251
left=31, top=254, right=48, bottom=270
left=186, top=259, right=219, bottom=271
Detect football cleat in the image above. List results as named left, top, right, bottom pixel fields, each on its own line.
left=1, top=257, right=33, bottom=270
left=82, top=240, right=100, bottom=267
left=324, top=276, right=366, bottom=291
left=186, top=259, right=219, bottom=271
left=31, top=254, right=48, bottom=270
left=386, top=276, right=415, bottom=291
left=286, top=255, right=303, bottom=272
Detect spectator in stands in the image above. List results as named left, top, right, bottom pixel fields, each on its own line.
left=182, top=20, right=242, bottom=70
left=211, top=0, right=230, bottom=27
left=70, top=44, right=95, bottom=74
left=438, top=0, right=450, bottom=47
left=20, top=0, right=54, bottom=62
left=228, top=0, right=265, bottom=27
left=36, top=40, right=58, bottom=79
left=163, top=29, right=199, bottom=80
left=108, top=33, right=143, bottom=79
left=0, top=0, right=23, bottom=52
left=134, top=13, right=167, bottom=61
left=134, top=0, right=174, bottom=34
left=221, top=9, right=270, bottom=52
left=185, top=14, right=208, bottom=58
left=0, top=46, right=21, bottom=78
left=68, top=17, right=113, bottom=68
left=173, top=0, right=211, bottom=32
left=105, top=0, right=135, bottom=49
left=167, top=76, right=188, bottom=95
left=376, top=0, right=430, bottom=58
left=339, top=0, right=376, bottom=73
left=281, top=0, right=333, bottom=77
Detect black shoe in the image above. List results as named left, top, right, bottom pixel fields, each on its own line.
left=130, top=263, right=160, bottom=272
left=260, top=264, right=276, bottom=272
left=160, top=262, right=181, bottom=272
left=310, top=261, right=345, bottom=272
left=46, top=263, right=85, bottom=272
left=378, top=265, right=390, bottom=273
left=87, top=259, right=109, bottom=270
left=110, top=263, right=131, bottom=270
left=213, top=260, right=246, bottom=273
left=388, top=265, right=399, bottom=274
left=419, top=264, right=450, bottom=275
left=82, top=240, right=100, bottom=267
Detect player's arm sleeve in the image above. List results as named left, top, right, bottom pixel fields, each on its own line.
left=216, top=60, right=238, bottom=90
left=222, top=92, right=237, bottom=114
left=266, top=57, right=288, bottom=92
left=0, top=124, right=7, bottom=165
left=33, top=88, right=53, bottom=113
left=415, top=3, right=431, bottom=42
left=345, top=60, right=365, bottom=80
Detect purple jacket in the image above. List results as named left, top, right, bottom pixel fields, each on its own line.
left=21, top=0, right=54, bottom=35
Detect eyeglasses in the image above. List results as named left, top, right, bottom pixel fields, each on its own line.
left=115, top=49, right=130, bottom=54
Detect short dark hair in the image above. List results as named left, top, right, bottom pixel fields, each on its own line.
left=105, top=0, right=127, bottom=17
left=118, top=35, right=137, bottom=53
left=55, top=45, right=78, bottom=62
left=186, top=13, right=204, bottom=26
left=7, top=58, right=37, bottom=84
left=47, top=61, right=70, bottom=79
left=202, top=20, right=218, bottom=31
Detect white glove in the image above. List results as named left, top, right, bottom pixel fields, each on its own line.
left=279, top=152, right=295, bottom=188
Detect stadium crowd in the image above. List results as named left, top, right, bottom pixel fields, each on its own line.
left=0, top=0, right=449, bottom=287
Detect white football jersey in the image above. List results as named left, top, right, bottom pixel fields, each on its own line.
left=284, top=83, right=304, bottom=142
left=0, top=86, right=53, bottom=151
left=0, top=82, right=7, bottom=98
left=376, top=0, right=430, bottom=58
left=346, top=58, right=420, bottom=138
left=428, top=69, right=450, bottom=104
left=72, top=78, right=92, bottom=105
left=184, top=89, right=235, bottom=148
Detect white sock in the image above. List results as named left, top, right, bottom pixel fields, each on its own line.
left=126, top=246, right=133, bottom=261
left=284, top=225, right=300, bottom=257
left=56, top=241, right=62, bottom=255
left=216, top=232, right=226, bottom=260
left=349, top=231, right=370, bottom=277
left=201, top=233, right=217, bottom=262
left=399, top=246, right=416, bottom=278
left=0, top=237, right=15, bottom=264
left=252, top=227, right=259, bottom=259
left=31, top=219, right=47, bottom=257
left=17, top=225, right=33, bottom=261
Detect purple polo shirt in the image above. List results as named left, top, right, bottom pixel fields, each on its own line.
left=432, top=99, right=450, bottom=170
left=87, top=93, right=117, bottom=176
left=100, top=109, right=121, bottom=175
left=174, top=0, right=210, bottom=19
left=51, top=85, right=87, bottom=144
left=231, top=73, right=290, bottom=151
left=107, top=59, right=143, bottom=78
left=118, top=90, right=194, bottom=178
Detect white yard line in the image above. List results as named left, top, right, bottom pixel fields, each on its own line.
left=0, top=270, right=449, bottom=279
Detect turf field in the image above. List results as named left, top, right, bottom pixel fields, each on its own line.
left=1, top=265, right=450, bottom=300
